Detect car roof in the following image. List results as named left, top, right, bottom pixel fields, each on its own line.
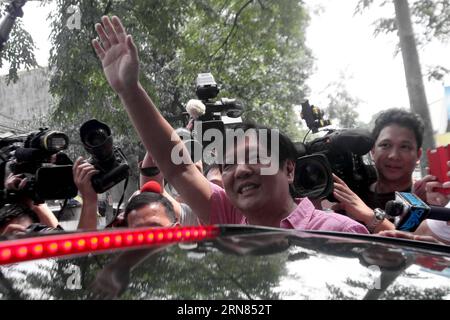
left=1, top=225, right=449, bottom=300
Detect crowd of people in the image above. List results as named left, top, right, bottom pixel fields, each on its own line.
left=0, top=16, right=449, bottom=248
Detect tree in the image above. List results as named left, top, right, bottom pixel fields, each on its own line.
left=355, top=0, right=443, bottom=173
left=46, top=0, right=313, bottom=143
left=324, top=80, right=364, bottom=129
left=0, top=2, right=38, bottom=84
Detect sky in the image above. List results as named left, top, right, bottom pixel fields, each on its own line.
left=304, top=0, right=450, bottom=131
left=1, top=0, right=450, bottom=131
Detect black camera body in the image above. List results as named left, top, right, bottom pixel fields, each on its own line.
left=294, top=101, right=377, bottom=200
left=0, top=128, right=78, bottom=205
left=80, top=119, right=130, bottom=194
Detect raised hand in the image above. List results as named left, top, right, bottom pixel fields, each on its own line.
left=92, top=16, right=139, bottom=95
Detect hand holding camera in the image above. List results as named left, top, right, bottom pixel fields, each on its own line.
left=73, top=157, right=99, bottom=202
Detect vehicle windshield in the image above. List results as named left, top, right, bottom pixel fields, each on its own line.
left=0, top=226, right=449, bottom=300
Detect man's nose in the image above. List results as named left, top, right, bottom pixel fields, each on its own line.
left=387, top=147, right=400, bottom=159
left=234, top=163, right=254, bottom=179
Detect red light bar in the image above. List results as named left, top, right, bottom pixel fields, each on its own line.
left=0, top=225, right=219, bottom=266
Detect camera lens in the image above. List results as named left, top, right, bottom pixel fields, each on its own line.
left=85, top=128, right=109, bottom=147
left=294, top=154, right=333, bottom=199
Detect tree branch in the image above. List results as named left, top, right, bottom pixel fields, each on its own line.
left=209, top=0, right=254, bottom=60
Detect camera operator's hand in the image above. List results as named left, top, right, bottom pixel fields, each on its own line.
left=332, top=174, right=395, bottom=232
left=5, top=173, right=28, bottom=191
left=332, top=174, right=373, bottom=220
left=74, top=157, right=100, bottom=230
left=73, top=157, right=99, bottom=202
left=92, top=16, right=139, bottom=96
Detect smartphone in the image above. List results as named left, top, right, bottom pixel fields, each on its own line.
left=427, top=145, right=450, bottom=195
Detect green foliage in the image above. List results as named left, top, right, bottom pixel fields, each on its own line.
left=324, top=81, right=363, bottom=129
left=0, top=16, right=38, bottom=84
left=47, top=0, right=313, bottom=141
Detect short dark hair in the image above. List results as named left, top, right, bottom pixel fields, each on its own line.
left=224, top=122, right=299, bottom=165
left=0, top=203, right=38, bottom=230
left=372, top=108, right=424, bottom=149
left=124, top=192, right=176, bottom=223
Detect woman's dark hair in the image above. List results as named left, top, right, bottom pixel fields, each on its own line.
left=124, top=192, right=176, bottom=223
left=0, top=203, right=39, bottom=229
left=372, top=108, right=424, bottom=150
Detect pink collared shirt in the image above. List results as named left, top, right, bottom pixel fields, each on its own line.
left=209, top=183, right=369, bottom=234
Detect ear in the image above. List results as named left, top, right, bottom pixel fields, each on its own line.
left=285, top=159, right=295, bottom=184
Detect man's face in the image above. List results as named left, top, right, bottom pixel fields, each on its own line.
left=221, top=139, right=294, bottom=215
left=371, top=124, right=421, bottom=184
left=127, top=203, right=173, bottom=228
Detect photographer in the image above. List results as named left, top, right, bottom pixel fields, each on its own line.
left=139, top=148, right=200, bottom=226
left=332, top=108, right=434, bottom=233
left=5, top=173, right=58, bottom=227
left=0, top=184, right=61, bottom=236
left=91, top=16, right=367, bottom=233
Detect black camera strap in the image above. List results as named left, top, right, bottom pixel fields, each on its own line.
left=112, top=176, right=128, bottom=226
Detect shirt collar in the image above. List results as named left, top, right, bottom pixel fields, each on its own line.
left=241, top=198, right=316, bottom=229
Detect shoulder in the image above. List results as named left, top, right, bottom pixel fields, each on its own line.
left=307, top=205, right=369, bottom=234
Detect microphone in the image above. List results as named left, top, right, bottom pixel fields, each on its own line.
left=328, top=129, right=374, bottom=156
left=186, top=99, right=206, bottom=119
left=14, top=147, right=45, bottom=162
left=0, top=0, right=27, bottom=50
left=140, top=181, right=162, bottom=194
left=385, top=192, right=450, bottom=232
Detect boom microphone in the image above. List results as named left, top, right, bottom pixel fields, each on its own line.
left=186, top=99, right=206, bottom=119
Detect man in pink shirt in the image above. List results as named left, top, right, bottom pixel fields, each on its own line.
left=92, top=16, right=367, bottom=234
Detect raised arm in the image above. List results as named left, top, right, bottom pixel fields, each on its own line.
left=92, top=16, right=212, bottom=223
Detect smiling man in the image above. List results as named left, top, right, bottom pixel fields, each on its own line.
left=91, top=16, right=367, bottom=234
left=332, top=108, right=428, bottom=233
left=362, top=108, right=425, bottom=209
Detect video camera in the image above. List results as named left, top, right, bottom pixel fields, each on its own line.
left=294, top=100, right=377, bottom=199
left=191, top=73, right=244, bottom=147
left=0, top=128, right=78, bottom=206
